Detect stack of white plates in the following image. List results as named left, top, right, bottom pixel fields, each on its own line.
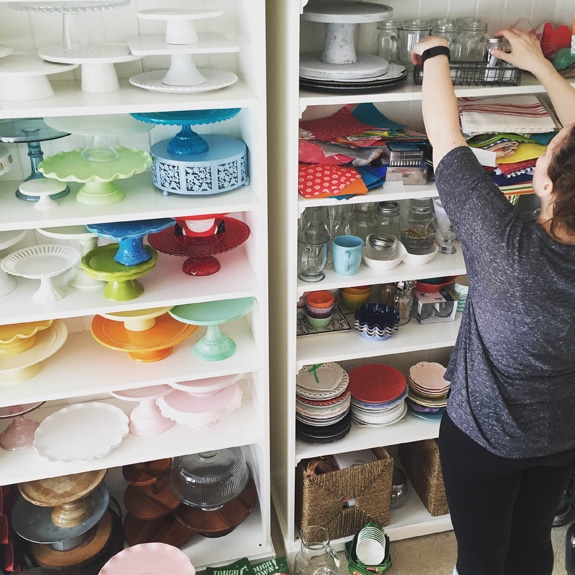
left=348, top=364, right=408, bottom=426
left=406, top=362, right=450, bottom=421
left=295, top=362, right=352, bottom=443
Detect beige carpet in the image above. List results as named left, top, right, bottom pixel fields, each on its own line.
left=336, top=525, right=569, bottom=575
left=274, top=516, right=571, bottom=574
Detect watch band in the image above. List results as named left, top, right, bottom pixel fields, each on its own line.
left=421, top=45, right=451, bottom=65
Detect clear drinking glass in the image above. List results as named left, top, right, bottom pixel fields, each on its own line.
left=375, top=20, right=399, bottom=64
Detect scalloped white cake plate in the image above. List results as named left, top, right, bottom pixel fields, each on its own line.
left=33, top=401, right=129, bottom=462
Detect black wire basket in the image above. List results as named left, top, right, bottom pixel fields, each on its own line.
left=413, top=61, right=521, bottom=86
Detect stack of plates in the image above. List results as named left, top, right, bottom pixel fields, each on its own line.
left=454, top=275, right=469, bottom=313
left=348, top=364, right=408, bottom=426
left=296, top=362, right=352, bottom=443
left=406, top=362, right=450, bottom=421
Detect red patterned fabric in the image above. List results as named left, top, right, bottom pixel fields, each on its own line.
left=299, top=105, right=372, bottom=142
left=298, top=163, right=368, bottom=198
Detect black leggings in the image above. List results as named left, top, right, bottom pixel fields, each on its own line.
left=438, top=413, right=575, bottom=575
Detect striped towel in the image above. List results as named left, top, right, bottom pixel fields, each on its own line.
left=458, top=95, right=558, bottom=136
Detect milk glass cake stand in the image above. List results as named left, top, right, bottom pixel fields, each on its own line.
left=37, top=225, right=103, bottom=289
left=40, top=115, right=153, bottom=205
left=0, top=402, right=44, bottom=451
left=169, top=297, right=254, bottom=361
left=130, top=109, right=248, bottom=197
left=91, top=307, right=198, bottom=362
left=86, top=219, right=175, bottom=266
left=127, top=8, right=238, bottom=94
left=0, top=229, right=27, bottom=296
left=0, top=117, right=70, bottom=201
left=1, top=244, right=81, bottom=304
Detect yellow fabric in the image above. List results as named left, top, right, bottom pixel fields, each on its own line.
left=496, top=143, right=546, bottom=164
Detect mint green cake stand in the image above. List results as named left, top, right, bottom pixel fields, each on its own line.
left=169, top=297, right=254, bottom=361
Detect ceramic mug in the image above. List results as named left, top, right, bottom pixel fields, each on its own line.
left=332, top=235, right=363, bottom=276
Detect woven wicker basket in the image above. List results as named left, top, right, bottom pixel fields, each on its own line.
left=295, top=447, right=393, bottom=540
left=398, top=439, right=449, bottom=516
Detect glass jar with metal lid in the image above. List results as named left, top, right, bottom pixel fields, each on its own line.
left=365, top=233, right=399, bottom=260
left=432, top=18, right=461, bottom=60
left=374, top=19, right=399, bottom=64
left=376, top=200, right=400, bottom=238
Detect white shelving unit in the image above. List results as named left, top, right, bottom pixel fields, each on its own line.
left=266, top=0, right=575, bottom=557
left=0, top=0, right=272, bottom=569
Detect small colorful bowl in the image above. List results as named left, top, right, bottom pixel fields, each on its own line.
left=306, top=313, right=333, bottom=329
left=306, top=290, right=335, bottom=309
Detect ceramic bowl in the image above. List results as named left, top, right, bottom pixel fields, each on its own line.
left=401, top=243, right=439, bottom=266
left=342, top=285, right=371, bottom=296
left=340, top=290, right=371, bottom=312
left=305, top=306, right=334, bottom=319
left=305, top=290, right=334, bottom=309
left=363, top=243, right=406, bottom=272
left=306, top=313, right=333, bottom=329
left=415, top=276, right=456, bottom=293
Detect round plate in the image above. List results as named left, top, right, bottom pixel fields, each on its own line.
left=45, top=115, right=152, bottom=137
left=38, top=42, right=141, bottom=65
left=168, top=373, right=243, bottom=394
left=296, top=362, right=347, bottom=393
left=33, top=402, right=129, bottom=463
left=300, top=52, right=390, bottom=81
left=348, top=364, right=406, bottom=404
left=7, top=0, right=129, bottom=12
left=129, top=69, right=238, bottom=94
left=99, top=542, right=195, bottom=575
left=169, top=296, right=254, bottom=326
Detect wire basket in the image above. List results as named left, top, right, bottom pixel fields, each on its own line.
left=413, top=62, right=521, bottom=86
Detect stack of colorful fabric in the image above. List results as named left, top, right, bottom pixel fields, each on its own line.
left=459, top=95, right=559, bottom=201
left=298, top=103, right=427, bottom=200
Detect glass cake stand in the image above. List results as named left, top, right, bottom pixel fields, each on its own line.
left=0, top=117, right=70, bottom=201
left=86, top=219, right=175, bottom=266
left=148, top=216, right=250, bottom=276
left=109, top=385, right=174, bottom=435
left=81, top=244, right=158, bottom=301
left=40, top=115, right=153, bottom=205
left=37, top=225, right=103, bottom=289
left=130, top=109, right=248, bottom=196
left=169, top=297, right=254, bottom=361
left=91, top=307, right=198, bottom=362
left=0, top=402, right=44, bottom=451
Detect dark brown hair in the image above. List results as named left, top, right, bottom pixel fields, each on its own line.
left=547, top=125, right=575, bottom=238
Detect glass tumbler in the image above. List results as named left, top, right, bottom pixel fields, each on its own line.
left=398, top=19, right=433, bottom=71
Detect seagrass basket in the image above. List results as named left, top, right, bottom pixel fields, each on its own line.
left=398, top=439, right=449, bottom=516
left=295, top=447, right=393, bottom=540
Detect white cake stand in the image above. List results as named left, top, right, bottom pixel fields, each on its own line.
left=38, top=43, right=141, bottom=93
left=128, top=8, right=238, bottom=93
left=37, top=225, right=103, bottom=290
left=18, top=179, right=67, bottom=210
left=0, top=229, right=27, bottom=297
left=0, top=54, right=78, bottom=101
left=300, top=0, right=392, bottom=80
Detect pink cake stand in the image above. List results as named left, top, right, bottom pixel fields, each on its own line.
left=0, top=402, right=44, bottom=451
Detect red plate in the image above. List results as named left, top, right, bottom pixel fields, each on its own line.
left=348, top=364, right=406, bottom=404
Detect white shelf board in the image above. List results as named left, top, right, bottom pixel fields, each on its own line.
left=0, top=244, right=260, bottom=323
left=180, top=506, right=275, bottom=568
left=296, top=315, right=461, bottom=368
left=299, top=74, right=549, bottom=107
left=297, top=247, right=466, bottom=297
left=297, top=182, right=440, bottom=210
left=0, top=387, right=265, bottom=485
left=0, top=78, right=258, bottom=119
left=0, top=175, right=260, bottom=231
left=296, top=412, right=440, bottom=463
left=0, top=317, right=262, bottom=406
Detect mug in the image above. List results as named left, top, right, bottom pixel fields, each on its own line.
left=332, top=235, right=363, bottom=276
left=298, top=239, right=328, bottom=282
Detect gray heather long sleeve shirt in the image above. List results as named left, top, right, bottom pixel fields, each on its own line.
left=435, top=146, right=575, bottom=458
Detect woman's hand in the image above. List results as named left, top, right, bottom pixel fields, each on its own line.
left=411, top=36, right=449, bottom=67
left=491, top=28, right=548, bottom=75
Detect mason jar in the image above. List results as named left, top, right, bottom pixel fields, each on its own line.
left=397, top=19, right=433, bottom=70
left=456, top=17, right=490, bottom=62
left=375, top=19, right=399, bottom=64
